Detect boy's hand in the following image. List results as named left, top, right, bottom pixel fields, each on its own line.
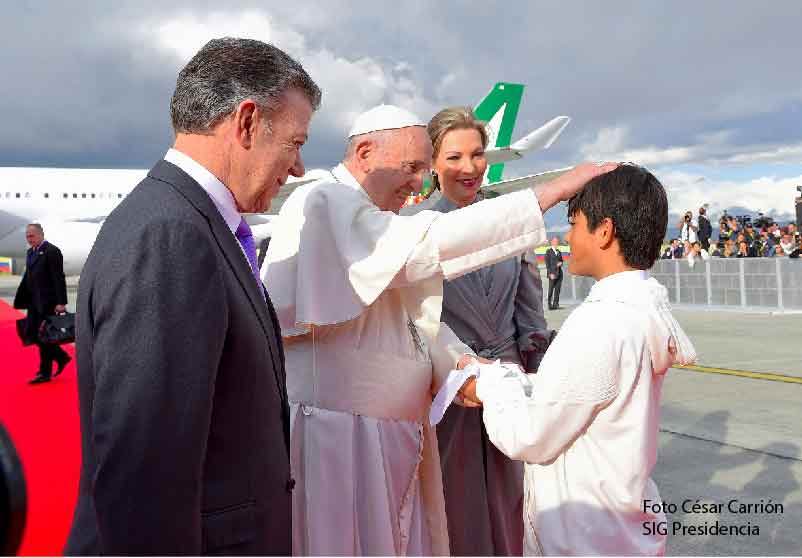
left=459, top=377, right=481, bottom=407
left=456, top=355, right=492, bottom=407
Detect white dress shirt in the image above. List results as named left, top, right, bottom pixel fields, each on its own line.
left=164, top=148, right=241, bottom=235
left=164, top=148, right=254, bottom=267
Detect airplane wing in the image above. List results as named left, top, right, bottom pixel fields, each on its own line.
left=484, top=116, right=570, bottom=166
left=482, top=167, right=571, bottom=196
left=69, top=216, right=108, bottom=224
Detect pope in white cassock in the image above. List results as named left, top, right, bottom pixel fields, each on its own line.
left=261, top=104, right=615, bottom=555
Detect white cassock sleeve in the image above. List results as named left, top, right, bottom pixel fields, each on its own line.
left=264, top=171, right=546, bottom=335
left=392, top=189, right=547, bottom=287
left=477, top=306, right=621, bottom=464
left=427, top=322, right=475, bottom=396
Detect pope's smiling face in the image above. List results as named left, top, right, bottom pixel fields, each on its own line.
left=361, top=126, right=433, bottom=213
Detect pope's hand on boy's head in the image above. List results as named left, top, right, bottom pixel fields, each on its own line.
left=533, top=161, right=618, bottom=212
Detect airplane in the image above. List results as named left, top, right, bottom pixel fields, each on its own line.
left=0, top=82, right=570, bottom=276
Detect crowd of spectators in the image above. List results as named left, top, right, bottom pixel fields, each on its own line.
left=661, top=206, right=802, bottom=266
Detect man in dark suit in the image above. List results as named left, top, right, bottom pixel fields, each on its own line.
left=545, top=236, right=564, bottom=310
left=13, top=223, right=70, bottom=384
left=64, top=38, right=321, bottom=555
left=697, top=206, right=712, bottom=250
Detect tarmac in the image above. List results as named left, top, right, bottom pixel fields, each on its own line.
left=546, top=302, right=802, bottom=555
left=2, top=273, right=801, bottom=555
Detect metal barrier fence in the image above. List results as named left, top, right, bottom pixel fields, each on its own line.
left=561, top=258, right=802, bottom=310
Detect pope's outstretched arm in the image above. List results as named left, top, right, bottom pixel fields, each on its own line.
left=394, top=163, right=617, bottom=286
left=261, top=162, right=616, bottom=337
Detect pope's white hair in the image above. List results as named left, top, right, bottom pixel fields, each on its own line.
left=343, top=129, right=394, bottom=161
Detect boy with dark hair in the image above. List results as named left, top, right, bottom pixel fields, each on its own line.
left=469, top=164, right=697, bottom=555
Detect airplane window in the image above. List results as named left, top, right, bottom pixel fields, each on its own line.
left=73, top=193, right=77, bottom=198
left=81, top=193, right=86, bottom=198
left=63, top=193, right=68, bottom=199
left=44, top=193, right=49, bottom=198
left=15, top=193, right=20, bottom=198
left=25, top=193, right=30, bottom=198
left=91, top=193, right=95, bottom=199
left=117, top=193, right=123, bottom=198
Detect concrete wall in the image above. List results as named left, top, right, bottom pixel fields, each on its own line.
left=561, top=258, right=802, bottom=310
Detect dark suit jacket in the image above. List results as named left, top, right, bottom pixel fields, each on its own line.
left=697, top=215, right=712, bottom=242
left=64, top=161, right=292, bottom=555
left=544, top=247, right=563, bottom=278
left=14, top=241, right=67, bottom=342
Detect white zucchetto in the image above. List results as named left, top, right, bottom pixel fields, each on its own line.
left=347, top=104, right=425, bottom=137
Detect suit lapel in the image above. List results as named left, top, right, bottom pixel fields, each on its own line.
left=152, top=161, right=271, bottom=327
left=147, top=161, right=287, bottom=403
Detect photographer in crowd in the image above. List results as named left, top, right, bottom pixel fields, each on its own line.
left=791, top=236, right=802, bottom=258
left=679, top=211, right=698, bottom=244
left=788, top=223, right=800, bottom=243
left=687, top=241, right=710, bottom=268
left=743, top=222, right=758, bottom=246
left=718, top=212, right=732, bottom=243
left=780, top=234, right=797, bottom=257
left=759, top=229, right=776, bottom=256
left=661, top=238, right=683, bottom=259
left=736, top=240, right=752, bottom=258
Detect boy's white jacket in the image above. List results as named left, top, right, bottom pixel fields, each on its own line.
left=477, top=270, right=696, bottom=556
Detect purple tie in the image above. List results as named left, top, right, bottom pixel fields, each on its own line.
left=235, top=218, right=264, bottom=296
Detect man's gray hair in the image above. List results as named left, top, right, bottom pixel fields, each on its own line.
left=26, top=223, right=44, bottom=234
left=170, top=37, right=322, bottom=134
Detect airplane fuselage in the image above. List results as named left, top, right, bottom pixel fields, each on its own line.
left=0, top=167, right=144, bottom=275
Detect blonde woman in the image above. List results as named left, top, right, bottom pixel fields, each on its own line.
left=414, top=107, right=553, bottom=555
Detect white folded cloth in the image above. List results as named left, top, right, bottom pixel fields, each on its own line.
left=429, top=360, right=530, bottom=426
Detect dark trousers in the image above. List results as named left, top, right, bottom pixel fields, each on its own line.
left=37, top=341, right=68, bottom=376
left=548, top=274, right=562, bottom=309
left=700, top=237, right=710, bottom=250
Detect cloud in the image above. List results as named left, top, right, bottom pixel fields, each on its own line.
left=725, top=143, right=802, bottom=165
left=2, top=0, right=802, bottom=179
left=580, top=126, right=802, bottom=168
left=657, top=169, right=800, bottom=220
left=133, top=9, right=440, bottom=163
left=577, top=126, right=800, bottom=219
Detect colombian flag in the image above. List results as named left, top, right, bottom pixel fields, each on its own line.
left=533, top=245, right=571, bottom=263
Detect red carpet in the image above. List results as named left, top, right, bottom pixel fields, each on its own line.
left=0, top=300, right=79, bottom=556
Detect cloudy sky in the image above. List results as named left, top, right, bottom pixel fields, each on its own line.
left=2, top=1, right=801, bottom=223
